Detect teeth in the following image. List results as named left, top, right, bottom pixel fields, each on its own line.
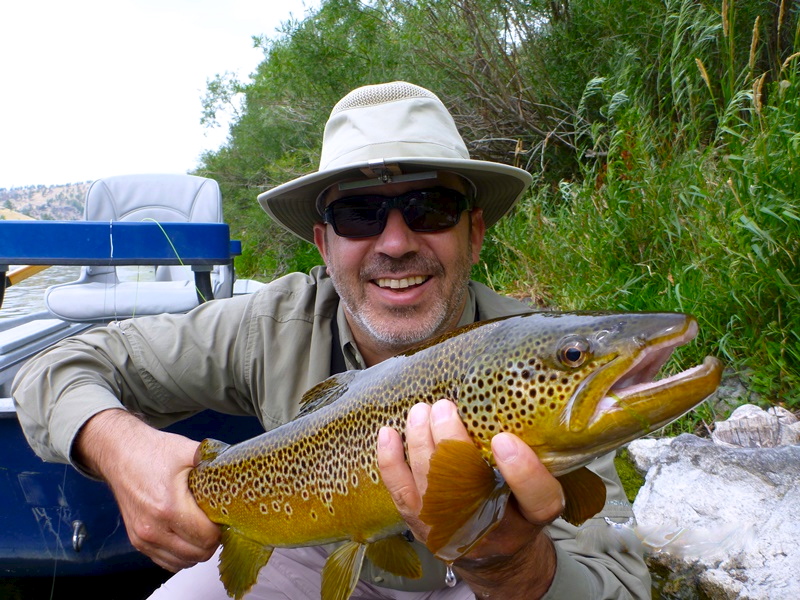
left=376, top=276, right=426, bottom=289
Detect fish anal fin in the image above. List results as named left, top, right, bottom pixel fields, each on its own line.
left=365, top=535, right=423, bottom=579
left=298, top=371, right=359, bottom=417
left=419, top=439, right=510, bottom=562
left=195, top=438, right=230, bottom=466
left=557, top=466, right=607, bottom=526
left=321, top=541, right=367, bottom=600
left=218, top=527, right=274, bottom=600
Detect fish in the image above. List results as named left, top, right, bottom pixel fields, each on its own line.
left=188, top=311, right=723, bottom=600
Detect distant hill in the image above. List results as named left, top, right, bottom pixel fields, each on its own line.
left=0, top=182, right=90, bottom=220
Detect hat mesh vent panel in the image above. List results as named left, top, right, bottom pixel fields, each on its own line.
left=331, top=82, right=438, bottom=114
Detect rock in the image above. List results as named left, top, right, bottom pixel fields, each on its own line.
left=707, top=369, right=761, bottom=417
left=711, top=404, right=800, bottom=448
left=629, top=434, right=800, bottom=600
left=622, top=437, right=674, bottom=474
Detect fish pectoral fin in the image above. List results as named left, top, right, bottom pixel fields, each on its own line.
left=321, top=540, right=367, bottom=600
left=365, top=535, right=423, bottom=579
left=218, top=527, right=274, bottom=600
left=556, top=466, right=607, bottom=526
left=298, top=371, right=359, bottom=417
left=419, top=439, right=510, bottom=562
left=195, top=438, right=230, bottom=465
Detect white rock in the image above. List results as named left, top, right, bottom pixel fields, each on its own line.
left=632, top=434, right=800, bottom=600
left=712, top=403, right=800, bottom=448
left=625, top=437, right=674, bottom=473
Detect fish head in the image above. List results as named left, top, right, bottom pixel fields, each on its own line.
left=462, top=312, right=722, bottom=475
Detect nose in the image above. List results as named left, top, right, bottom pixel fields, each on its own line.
left=373, top=208, right=420, bottom=257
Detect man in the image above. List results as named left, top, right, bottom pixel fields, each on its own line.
left=13, top=81, right=650, bottom=598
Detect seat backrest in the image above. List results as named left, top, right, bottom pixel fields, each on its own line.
left=85, top=173, right=223, bottom=223
left=44, top=174, right=233, bottom=321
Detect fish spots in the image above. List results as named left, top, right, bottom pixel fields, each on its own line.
left=187, top=312, right=628, bottom=548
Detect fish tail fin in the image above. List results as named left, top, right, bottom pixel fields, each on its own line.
left=195, top=438, right=230, bottom=465
left=321, top=541, right=366, bottom=600
left=419, top=439, right=510, bottom=562
left=365, top=534, right=423, bottom=579
left=218, top=527, right=274, bottom=600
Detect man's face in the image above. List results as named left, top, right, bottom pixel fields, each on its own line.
left=313, top=172, right=486, bottom=363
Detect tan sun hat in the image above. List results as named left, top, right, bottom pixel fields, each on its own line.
left=257, top=81, right=533, bottom=243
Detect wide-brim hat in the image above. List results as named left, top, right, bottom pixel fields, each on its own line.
left=258, top=81, right=533, bottom=243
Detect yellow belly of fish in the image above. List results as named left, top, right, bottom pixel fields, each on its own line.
left=196, top=467, right=404, bottom=547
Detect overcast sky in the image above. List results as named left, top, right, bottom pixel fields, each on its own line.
left=0, top=0, right=316, bottom=189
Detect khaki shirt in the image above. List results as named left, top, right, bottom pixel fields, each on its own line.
left=13, top=266, right=650, bottom=598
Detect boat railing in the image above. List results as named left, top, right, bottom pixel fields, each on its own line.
left=0, top=220, right=242, bottom=312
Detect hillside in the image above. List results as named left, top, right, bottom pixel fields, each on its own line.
left=0, top=182, right=89, bottom=220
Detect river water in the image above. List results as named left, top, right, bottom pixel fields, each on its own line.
left=1, top=266, right=81, bottom=318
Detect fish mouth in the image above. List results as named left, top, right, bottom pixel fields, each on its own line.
left=588, top=317, right=723, bottom=436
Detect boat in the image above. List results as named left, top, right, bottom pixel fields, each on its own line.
left=0, top=174, right=267, bottom=578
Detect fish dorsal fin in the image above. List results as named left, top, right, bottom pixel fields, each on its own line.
left=365, top=535, right=423, bottom=579
left=195, top=438, right=230, bottom=465
left=218, top=527, right=274, bottom=600
left=321, top=540, right=367, bottom=600
left=297, top=371, right=359, bottom=417
left=556, top=467, right=607, bottom=526
left=419, top=439, right=511, bottom=562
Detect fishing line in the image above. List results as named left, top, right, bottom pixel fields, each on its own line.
left=47, top=463, right=70, bottom=600
left=142, top=218, right=209, bottom=303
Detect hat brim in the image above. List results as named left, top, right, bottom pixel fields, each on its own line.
left=258, top=157, right=533, bottom=244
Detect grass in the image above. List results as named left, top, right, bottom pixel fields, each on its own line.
left=475, top=0, right=800, bottom=421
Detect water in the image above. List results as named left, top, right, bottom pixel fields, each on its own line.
left=1, top=266, right=81, bottom=318
left=1, top=265, right=155, bottom=319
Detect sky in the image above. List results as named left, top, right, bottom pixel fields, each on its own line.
left=0, top=0, right=317, bottom=189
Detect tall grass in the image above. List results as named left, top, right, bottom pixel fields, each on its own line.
left=482, top=0, right=800, bottom=408
left=200, top=0, right=799, bottom=410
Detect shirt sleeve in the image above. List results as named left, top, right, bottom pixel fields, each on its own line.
left=11, top=292, right=257, bottom=467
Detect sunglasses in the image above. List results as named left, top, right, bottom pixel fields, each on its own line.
left=321, top=187, right=472, bottom=239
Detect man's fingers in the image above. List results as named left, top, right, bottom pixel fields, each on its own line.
left=377, top=426, right=428, bottom=537
left=492, top=433, right=565, bottom=525
left=428, top=399, right=472, bottom=445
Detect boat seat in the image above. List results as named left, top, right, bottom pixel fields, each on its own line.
left=44, top=174, right=234, bottom=322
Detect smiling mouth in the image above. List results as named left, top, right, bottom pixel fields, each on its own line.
left=374, top=276, right=428, bottom=289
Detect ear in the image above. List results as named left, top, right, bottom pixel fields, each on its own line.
left=313, top=223, right=330, bottom=265
left=469, top=209, right=486, bottom=265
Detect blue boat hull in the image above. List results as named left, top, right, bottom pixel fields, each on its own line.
left=1, top=406, right=265, bottom=577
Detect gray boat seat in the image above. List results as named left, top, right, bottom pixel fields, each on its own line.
left=44, top=174, right=233, bottom=322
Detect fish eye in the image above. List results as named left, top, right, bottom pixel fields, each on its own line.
left=557, top=337, right=590, bottom=368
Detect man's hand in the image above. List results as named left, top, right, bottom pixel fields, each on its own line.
left=74, top=409, right=220, bottom=572
left=377, top=399, right=564, bottom=598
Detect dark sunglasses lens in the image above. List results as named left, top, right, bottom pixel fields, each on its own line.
left=328, top=201, right=384, bottom=237
left=404, top=192, right=463, bottom=231
left=326, top=188, right=468, bottom=238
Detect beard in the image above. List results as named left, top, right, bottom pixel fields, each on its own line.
left=328, top=248, right=474, bottom=355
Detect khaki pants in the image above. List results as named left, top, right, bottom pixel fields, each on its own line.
left=149, top=546, right=476, bottom=599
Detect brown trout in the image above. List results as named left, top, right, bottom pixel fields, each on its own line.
left=189, top=312, right=722, bottom=600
